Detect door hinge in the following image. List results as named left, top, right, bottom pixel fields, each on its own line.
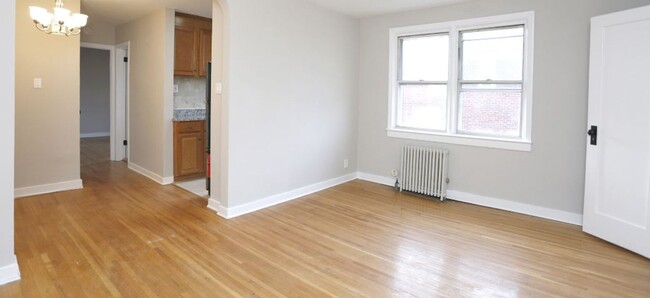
left=123, top=57, right=128, bottom=63
left=123, top=140, right=128, bottom=146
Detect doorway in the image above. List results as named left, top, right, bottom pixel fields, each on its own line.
left=80, top=43, right=112, bottom=166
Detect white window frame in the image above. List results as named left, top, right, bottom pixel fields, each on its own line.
left=387, top=11, right=535, bottom=152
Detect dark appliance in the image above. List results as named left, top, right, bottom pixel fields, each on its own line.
left=205, top=62, right=211, bottom=194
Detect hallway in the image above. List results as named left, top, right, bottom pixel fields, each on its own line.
left=80, top=137, right=110, bottom=167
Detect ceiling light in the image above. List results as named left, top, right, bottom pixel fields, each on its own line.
left=29, top=0, right=88, bottom=36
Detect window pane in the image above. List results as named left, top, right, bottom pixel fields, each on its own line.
left=461, top=26, right=524, bottom=81
left=463, top=27, right=524, bottom=41
left=458, top=89, right=522, bottom=137
left=397, top=84, right=447, bottom=131
left=461, top=84, right=521, bottom=91
left=400, top=34, right=449, bottom=81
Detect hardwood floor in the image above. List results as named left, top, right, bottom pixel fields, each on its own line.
left=2, top=140, right=649, bottom=296
left=80, top=137, right=111, bottom=166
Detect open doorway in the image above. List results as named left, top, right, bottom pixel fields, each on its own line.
left=80, top=43, right=112, bottom=166
left=79, top=42, right=129, bottom=171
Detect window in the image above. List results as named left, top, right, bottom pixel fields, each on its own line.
left=388, top=12, right=535, bottom=151
left=397, top=33, right=449, bottom=131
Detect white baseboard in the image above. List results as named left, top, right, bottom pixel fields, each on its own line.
left=207, top=198, right=227, bottom=217
left=206, top=171, right=583, bottom=226
left=80, top=132, right=110, bottom=138
left=356, top=172, right=583, bottom=226
left=15, top=179, right=83, bottom=198
left=0, top=256, right=20, bottom=285
left=447, top=190, right=583, bottom=226
left=211, top=173, right=358, bottom=219
left=357, top=172, right=395, bottom=187
left=128, top=162, right=174, bottom=185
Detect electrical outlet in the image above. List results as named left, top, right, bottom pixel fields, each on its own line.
left=390, top=169, right=399, bottom=177
left=33, top=78, right=42, bottom=89
left=343, top=159, right=349, bottom=169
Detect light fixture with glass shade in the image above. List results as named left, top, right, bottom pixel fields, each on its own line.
left=29, top=0, right=88, bottom=36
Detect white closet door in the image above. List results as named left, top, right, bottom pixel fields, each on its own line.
left=583, top=5, right=650, bottom=259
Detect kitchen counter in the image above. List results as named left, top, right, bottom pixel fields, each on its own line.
left=173, top=109, right=206, bottom=121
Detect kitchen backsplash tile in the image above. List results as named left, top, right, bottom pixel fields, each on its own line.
left=174, top=109, right=206, bottom=121
left=174, top=76, right=206, bottom=109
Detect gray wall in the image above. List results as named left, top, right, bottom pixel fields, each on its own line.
left=116, top=8, right=175, bottom=181
left=80, top=18, right=116, bottom=45
left=357, top=0, right=650, bottom=214
left=0, top=0, right=16, bottom=270
left=218, top=0, right=360, bottom=208
left=15, top=0, right=81, bottom=189
left=80, top=47, right=110, bottom=136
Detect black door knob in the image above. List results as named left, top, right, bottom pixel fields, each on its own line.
left=587, top=126, right=598, bottom=145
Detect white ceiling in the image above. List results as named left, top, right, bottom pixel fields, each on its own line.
left=302, top=0, right=475, bottom=17
left=80, top=0, right=212, bottom=26
left=80, top=0, right=474, bottom=28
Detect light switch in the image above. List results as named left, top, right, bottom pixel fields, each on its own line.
left=215, top=83, right=223, bottom=94
left=34, top=78, right=42, bottom=89
left=173, top=84, right=179, bottom=94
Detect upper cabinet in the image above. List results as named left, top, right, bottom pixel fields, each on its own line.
left=174, top=13, right=212, bottom=77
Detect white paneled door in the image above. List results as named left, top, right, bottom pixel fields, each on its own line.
left=583, top=5, right=650, bottom=259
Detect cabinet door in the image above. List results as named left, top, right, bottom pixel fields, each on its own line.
left=198, top=28, right=212, bottom=77
left=174, top=131, right=205, bottom=177
left=174, top=26, right=198, bottom=76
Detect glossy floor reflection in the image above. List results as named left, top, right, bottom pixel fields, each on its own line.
left=2, top=158, right=649, bottom=296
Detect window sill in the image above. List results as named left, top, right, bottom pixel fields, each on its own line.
left=387, top=128, right=532, bottom=152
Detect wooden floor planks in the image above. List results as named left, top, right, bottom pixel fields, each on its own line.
left=1, top=137, right=649, bottom=297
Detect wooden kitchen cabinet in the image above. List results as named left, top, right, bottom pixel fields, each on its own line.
left=198, top=28, right=212, bottom=77
left=174, top=25, right=197, bottom=76
left=174, top=121, right=206, bottom=180
left=174, top=13, right=212, bottom=77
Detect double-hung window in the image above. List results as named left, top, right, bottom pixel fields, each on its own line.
left=397, top=33, right=450, bottom=131
left=388, top=12, right=535, bottom=151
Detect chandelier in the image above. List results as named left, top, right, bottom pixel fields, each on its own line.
left=29, top=0, right=88, bottom=36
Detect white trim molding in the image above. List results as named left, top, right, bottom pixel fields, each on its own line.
left=206, top=171, right=582, bottom=226
left=128, top=162, right=174, bottom=185
left=387, top=129, right=532, bottom=152
left=114, top=42, right=130, bottom=162
left=387, top=11, right=535, bottom=151
left=356, top=172, right=582, bottom=226
left=15, top=179, right=83, bottom=198
left=0, top=256, right=20, bottom=285
left=210, top=173, right=358, bottom=219
left=447, top=190, right=583, bottom=226
left=207, top=198, right=227, bottom=216
left=357, top=172, right=396, bottom=187
left=80, top=132, right=110, bottom=138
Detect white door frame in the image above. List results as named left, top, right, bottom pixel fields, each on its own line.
left=115, top=42, right=130, bottom=161
left=80, top=42, right=116, bottom=158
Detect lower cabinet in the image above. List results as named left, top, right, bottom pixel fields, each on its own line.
left=174, top=120, right=206, bottom=180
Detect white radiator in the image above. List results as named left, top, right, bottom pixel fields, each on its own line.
left=399, top=145, right=449, bottom=200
